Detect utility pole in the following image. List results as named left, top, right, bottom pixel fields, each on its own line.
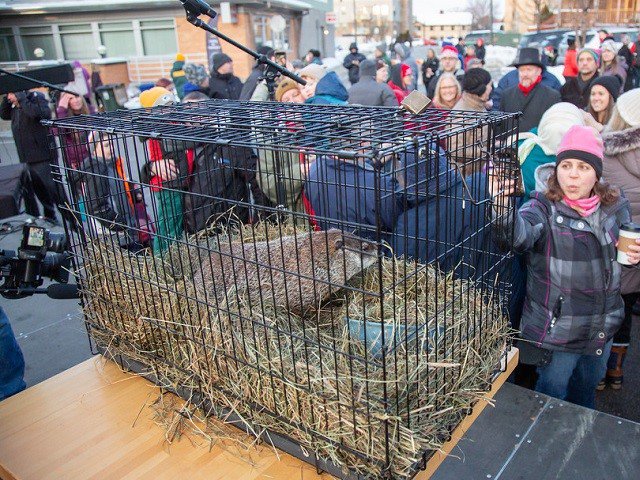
left=353, top=0, right=358, bottom=44
left=490, top=0, right=494, bottom=45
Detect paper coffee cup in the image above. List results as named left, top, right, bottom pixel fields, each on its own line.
left=617, top=223, right=640, bottom=265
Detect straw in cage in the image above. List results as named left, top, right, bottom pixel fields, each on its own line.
left=79, top=223, right=509, bottom=479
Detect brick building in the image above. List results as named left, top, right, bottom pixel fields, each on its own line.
left=558, top=0, right=639, bottom=27
left=504, top=0, right=640, bottom=33
left=0, top=0, right=336, bottom=82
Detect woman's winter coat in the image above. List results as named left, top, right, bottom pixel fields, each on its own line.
left=603, top=124, right=640, bottom=294
left=502, top=186, right=631, bottom=356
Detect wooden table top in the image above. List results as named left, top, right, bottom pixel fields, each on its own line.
left=0, top=349, right=518, bottom=480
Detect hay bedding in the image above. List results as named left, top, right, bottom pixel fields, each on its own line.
left=81, top=222, right=508, bottom=479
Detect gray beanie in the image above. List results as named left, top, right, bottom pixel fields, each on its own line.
left=359, top=59, right=377, bottom=78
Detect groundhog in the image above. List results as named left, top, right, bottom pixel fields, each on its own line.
left=193, top=229, right=378, bottom=314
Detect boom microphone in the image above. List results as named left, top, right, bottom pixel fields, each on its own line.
left=46, top=283, right=80, bottom=300
left=179, top=0, right=218, bottom=18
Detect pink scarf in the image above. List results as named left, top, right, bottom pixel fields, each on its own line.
left=563, top=195, right=601, bottom=217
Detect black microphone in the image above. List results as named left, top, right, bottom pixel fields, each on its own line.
left=179, top=0, right=218, bottom=18
left=47, top=283, right=80, bottom=300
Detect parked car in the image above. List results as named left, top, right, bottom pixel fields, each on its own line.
left=518, top=29, right=571, bottom=52
left=464, top=30, right=491, bottom=44
left=557, top=27, right=639, bottom=64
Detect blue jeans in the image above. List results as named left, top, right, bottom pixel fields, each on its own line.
left=536, top=340, right=612, bottom=409
left=0, top=306, right=26, bottom=401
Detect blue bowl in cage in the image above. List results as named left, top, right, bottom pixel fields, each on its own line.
left=346, top=317, right=444, bottom=359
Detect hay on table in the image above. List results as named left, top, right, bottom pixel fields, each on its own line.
left=80, top=221, right=509, bottom=479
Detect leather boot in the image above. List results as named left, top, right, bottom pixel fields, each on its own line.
left=606, top=345, right=628, bottom=390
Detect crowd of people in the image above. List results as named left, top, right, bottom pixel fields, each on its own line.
left=3, top=30, right=640, bottom=414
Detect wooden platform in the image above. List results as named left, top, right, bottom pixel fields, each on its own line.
left=0, top=349, right=518, bottom=480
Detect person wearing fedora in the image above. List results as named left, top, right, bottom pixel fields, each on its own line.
left=491, top=54, right=561, bottom=112
left=561, top=48, right=600, bottom=109
left=501, top=48, right=561, bottom=133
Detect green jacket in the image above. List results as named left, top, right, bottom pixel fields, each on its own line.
left=518, top=127, right=556, bottom=198
left=170, top=60, right=187, bottom=99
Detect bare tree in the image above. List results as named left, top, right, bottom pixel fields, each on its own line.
left=466, top=0, right=493, bottom=30
left=573, top=0, right=595, bottom=47
left=533, top=0, right=543, bottom=32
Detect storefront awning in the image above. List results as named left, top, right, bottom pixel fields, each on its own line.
left=0, top=0, right=312, bottom=15
left=0, top=1, right=175, bottom=14
left=232, top=0, right=312, bottom=11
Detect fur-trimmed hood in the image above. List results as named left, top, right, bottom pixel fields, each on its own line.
left=603, top=125, right=640, bottom=156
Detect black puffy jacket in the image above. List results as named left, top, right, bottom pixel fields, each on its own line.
left=208, top=71, right=243, bottom=100
left=0, top=92, right=55, bottom=164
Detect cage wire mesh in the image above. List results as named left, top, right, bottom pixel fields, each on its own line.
left=46, top=100, right=520, bottom=479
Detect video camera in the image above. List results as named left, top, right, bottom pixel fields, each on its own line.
left=0, top=222, right=75, bottom=299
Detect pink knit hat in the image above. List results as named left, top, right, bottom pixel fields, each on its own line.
left=439, top=45, right=459, bottom=59
left=556, top=125, right=604, bottom=177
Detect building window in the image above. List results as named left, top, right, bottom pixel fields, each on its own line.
left=0, top=27, right=18, bottom=62
left=59, top=24, right=95, bottom=60
left=253, top=14, right=290, bottom=51
left=441, top=26, right=444, bottom=31
left=100, top=22, right=137, bottom=58
left=140, top=20, right=177, bottom=56
left=20, top=26, right=57, bottom=60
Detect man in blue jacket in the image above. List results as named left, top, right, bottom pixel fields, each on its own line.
left=305, top=153, right=403, bottom=241
left=392, top=145, right=493, bottom=280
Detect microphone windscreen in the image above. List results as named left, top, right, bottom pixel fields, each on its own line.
left=46, top=284, right=80, bottom=300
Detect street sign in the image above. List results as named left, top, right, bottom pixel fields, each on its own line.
left=325, top=12, right=337, bottom=25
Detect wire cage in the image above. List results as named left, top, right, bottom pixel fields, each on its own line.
left=46, top=100, right=520, bottom=479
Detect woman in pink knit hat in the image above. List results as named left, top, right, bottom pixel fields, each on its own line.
left=491, top=125, right=640, bottom=408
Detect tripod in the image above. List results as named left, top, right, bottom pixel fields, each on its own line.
left=179, top=0, right=306, bottom=101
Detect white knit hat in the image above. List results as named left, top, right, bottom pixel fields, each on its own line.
left=519, top=102, right=585, bottom=157
left=600, top=40, right=619, bottom=54
left=298, top=63, right=327, bottom=81
left=616, top=89, right=640, bottom=127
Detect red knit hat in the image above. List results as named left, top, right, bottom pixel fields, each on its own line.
left=439, top=45, right=459, bottom=59
left=556, top=125, right=604, bottom=178
left=400, top=63, right=412, bottom=78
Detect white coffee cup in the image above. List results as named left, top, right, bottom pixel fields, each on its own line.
left=617, top=223, right=640, bottom=265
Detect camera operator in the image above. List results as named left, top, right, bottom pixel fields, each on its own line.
left=1, top=91, right=66, bottom=225
left=0, top=222, right=73, bottom=400
left=0, top=305, right=26, bottom=400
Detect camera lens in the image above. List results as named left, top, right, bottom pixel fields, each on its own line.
left=41, top=251, right=71, bottom=284
left=47, top=233, right=67, bottom=253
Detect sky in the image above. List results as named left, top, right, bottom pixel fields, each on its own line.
left=419, top=0, right=506, bottom=15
